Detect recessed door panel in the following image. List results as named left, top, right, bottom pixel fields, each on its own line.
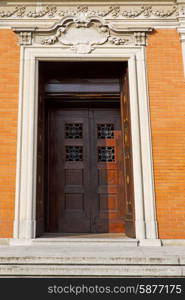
left=90, top=109, right=125, bottom=233
left=47, top=109, right=90, bottom=232
left=46, top=107, right=125, bottom=233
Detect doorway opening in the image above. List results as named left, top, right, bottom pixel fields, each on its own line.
left=36, top=61, right=135, bottom=238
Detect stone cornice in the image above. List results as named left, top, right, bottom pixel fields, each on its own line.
left=0, top=2, right=182, bottom=23
left=1, top=1, right=179, bottom=3
left=12, top=15, right=153, bottom=51
left=1, top=1, right=185, bottom=57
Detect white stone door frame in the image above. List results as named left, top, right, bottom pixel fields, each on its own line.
left=13, top=45, right=160, bottom=245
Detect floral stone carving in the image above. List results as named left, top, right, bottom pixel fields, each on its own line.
left=41, top=16, right=126, bottom=53
left=13, top=14, right=152, bottom=50
left=0, top=4, right=179, bottom=19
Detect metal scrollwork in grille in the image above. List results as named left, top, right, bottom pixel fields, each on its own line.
left=66, top=146, right=83, bottom=161
left=98, top=146, right=115, bottom=162
left=97, top=124, right=114, bottom=139
left=65, top=123, right=83, bottom=139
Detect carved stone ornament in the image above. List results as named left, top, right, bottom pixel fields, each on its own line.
left=40, top=15, right=130, bottom=53
left=0, top=5, right=180, bottom=19
left=41, top=16, right=110, bottom=53
left=134, top=32, right=147, bottom=46
left=13, top=14, right=153, bottom=52
left=2, top=3, right=185, bottom=53
left=19, top=32, right=32, bottom=45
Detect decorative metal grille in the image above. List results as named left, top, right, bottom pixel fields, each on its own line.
left=65, top=123, right=83, bottom=139
left=97, top=124, right=114, bottom=139
left=66, top=146, right=83, bottom=161
left=98, top=146, right=115, bottom=162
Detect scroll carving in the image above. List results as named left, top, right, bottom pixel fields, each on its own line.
left=14, top=15, right=152, bottom=50
left=26, top=6, right=57, bottom=18
left=41, top=17, right=110, bottom=53
left=9, top=4, right=155, bottom=50
left=0, top=6, right=25, bottom=17
left=0, top=5, right=179, bottom=19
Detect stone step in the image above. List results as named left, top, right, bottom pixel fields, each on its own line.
left=0, top=255, right=180, bottom=265
left=0, top=264, right=184, bottom=277
left=0, top=254, right=184, bottom=277
left=0, top=244, right=185, bottom=277
left=30, top=238, right=139, bottom=247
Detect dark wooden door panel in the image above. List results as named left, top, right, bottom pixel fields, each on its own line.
left=90, top=109, right=125, bottom=233
left=47, top=109, right=91, bottom=232
left=46, top=107, right=125, bottom=233
left=120, top=69, right=135, bottom=238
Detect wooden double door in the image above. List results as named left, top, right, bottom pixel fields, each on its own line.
left=46, top=106, right=125, bottom=233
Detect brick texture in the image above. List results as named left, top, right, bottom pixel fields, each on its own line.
left=0, top=30, right=19, bottom=237
left=147, top=29, right=185, bottom=238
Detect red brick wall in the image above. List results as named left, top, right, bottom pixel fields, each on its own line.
left=147, top=29, right=185, bottom=238
left=0, top=30, right=19, bottom=237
